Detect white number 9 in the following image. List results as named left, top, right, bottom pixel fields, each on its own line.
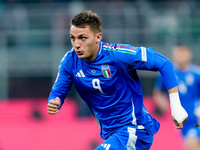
left=92, top=79, right=103, bottom=93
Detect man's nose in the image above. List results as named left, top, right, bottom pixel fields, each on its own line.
left=74, top=40, right=80, bottom=49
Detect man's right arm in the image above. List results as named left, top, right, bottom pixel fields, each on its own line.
left=47, top=52, right=73, bottom=114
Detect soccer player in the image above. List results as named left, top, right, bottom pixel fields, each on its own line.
left=47, top=10, right=188, bottom=150
left=153, top=45, right=200, bottom=150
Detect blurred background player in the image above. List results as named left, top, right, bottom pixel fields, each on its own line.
left=153, top=44, right=200, bottom=150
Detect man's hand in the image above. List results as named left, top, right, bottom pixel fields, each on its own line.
left=173, top=116, right=187, bottom=129
left=168, top=87, right=188, bottom=129
left=171, top=104, right=188, bottom=129
left=47, top=97, right=61, bottom=115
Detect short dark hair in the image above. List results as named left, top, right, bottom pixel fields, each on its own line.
left=70, top=10, right=102, bottom=33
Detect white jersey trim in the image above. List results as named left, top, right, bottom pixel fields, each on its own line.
left=141, top=47, right=147, bottom=61
left=131, top=98, right=137, bottom=125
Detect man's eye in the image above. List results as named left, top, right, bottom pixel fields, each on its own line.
left=70, top=37, right=75, bottom=40
left=81, top=37, right=87, bottom=40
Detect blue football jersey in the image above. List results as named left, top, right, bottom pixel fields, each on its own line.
left=48, top=41, right=178, bottom=139
left=155, top=64, right=200, bottom=128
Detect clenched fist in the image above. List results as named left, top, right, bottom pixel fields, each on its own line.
left=47, top=97, right=61, bottom=115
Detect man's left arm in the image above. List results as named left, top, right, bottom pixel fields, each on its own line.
left=114, top=46, right=188, bottom=128
left=132, top=47, right=188, bottom=128
left=152, top=50, right=188, bottom=129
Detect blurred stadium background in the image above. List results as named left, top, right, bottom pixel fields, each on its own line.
left=0, top=0, right=200, bottom=149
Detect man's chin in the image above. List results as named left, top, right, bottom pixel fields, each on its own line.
left=77, top=55, right=85, bottom=59
left=77, top=55, right=92, bottom=62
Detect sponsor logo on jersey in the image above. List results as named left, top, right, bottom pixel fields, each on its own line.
left=101, top=144, right=111, bottom=150
left=76, top=70, right=85, bottom=77
left=101, top=65, right=111, bottom=78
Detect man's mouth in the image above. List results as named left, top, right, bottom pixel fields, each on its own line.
left=76, top=51, right=83, bottom=55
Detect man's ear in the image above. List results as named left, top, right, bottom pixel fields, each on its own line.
left=96, top=32, right=102, bottom=43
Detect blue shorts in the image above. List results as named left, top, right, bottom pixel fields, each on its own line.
left=95, top=125, right=154, bottom=150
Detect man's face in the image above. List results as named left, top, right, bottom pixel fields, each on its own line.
left=172, top=46, right=192, bottom=68
left=70, top=25, right=102, bottom=62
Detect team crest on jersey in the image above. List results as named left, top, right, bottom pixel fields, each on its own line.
left=101, top=65, right=112, bottom=78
